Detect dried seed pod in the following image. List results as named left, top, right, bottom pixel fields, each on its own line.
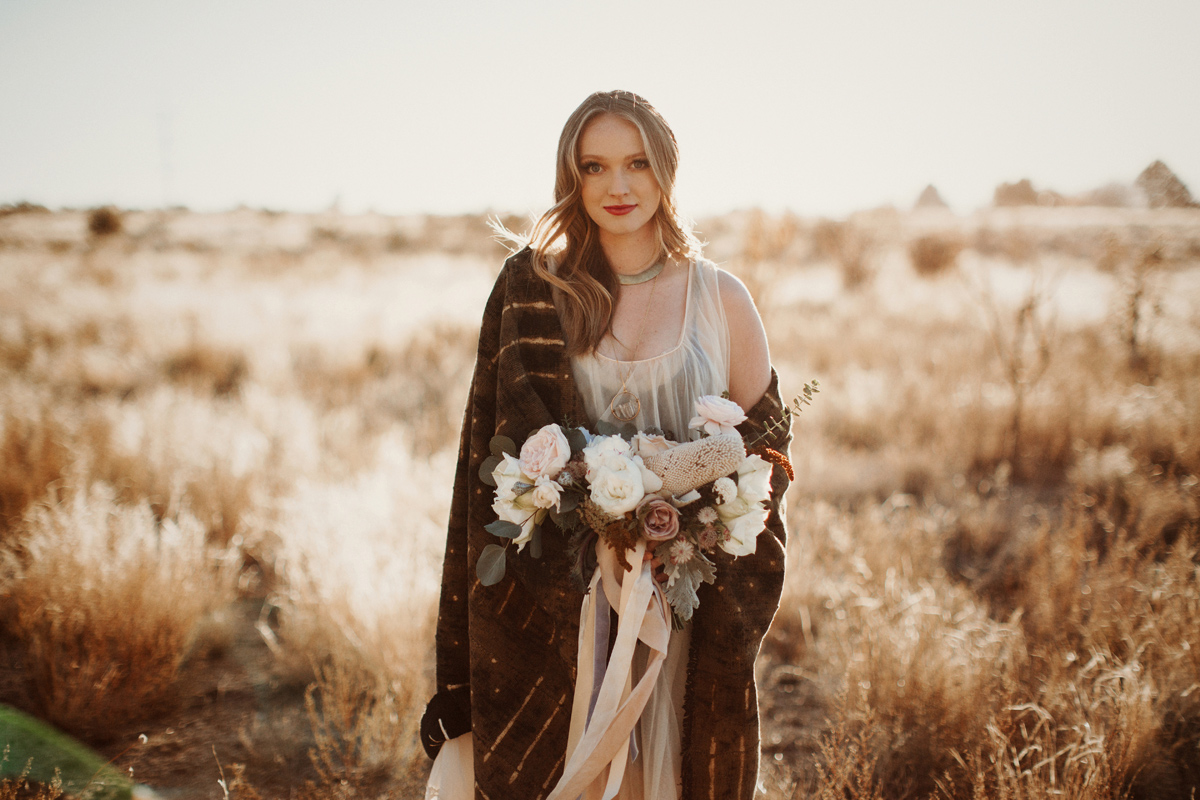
left=642, top=433, right=746, bottom=497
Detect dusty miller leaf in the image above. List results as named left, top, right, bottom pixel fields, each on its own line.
left=663, top=549, right=717, bottom=623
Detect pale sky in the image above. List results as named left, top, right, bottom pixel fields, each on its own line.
left=2, top=0, right=1197, bottom=217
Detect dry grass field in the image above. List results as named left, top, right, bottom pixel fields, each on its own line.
left=1, top=201, right=1198, bottom=798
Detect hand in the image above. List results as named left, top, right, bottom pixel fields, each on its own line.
left=643, top=543, right=668, bottom=583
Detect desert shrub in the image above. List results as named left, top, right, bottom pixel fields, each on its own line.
left=162, top=342, right=248, bottom=396
left=907, top=234, right=963, bottom=278
left=0, top=411, right=70, bottom=541
left=292, top=323, right=475, bottom=457
left=811, top=219, right=880, bottom=290
left=86, top=207, right=122, bottom=238
left=971, top=227, right=1037, bottom=262
left=6, top=484, right=236, bottom=739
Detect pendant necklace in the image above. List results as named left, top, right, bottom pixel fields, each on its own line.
left=608, top=261, right=663, bottom=423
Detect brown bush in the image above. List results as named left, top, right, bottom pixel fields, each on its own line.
left=86, top=206, right=123, bottom=237
left=907, top=234, right=963, bottom=278
left=0, top=412, right=70, bottom=541
left=6, top=485, right=236, bottom=739
left=812, top=219, right=880, bottom=290
left=163, top=343, right=248, bottom=396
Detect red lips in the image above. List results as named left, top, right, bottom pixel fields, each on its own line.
left=603, top=205, right=636, bottom=216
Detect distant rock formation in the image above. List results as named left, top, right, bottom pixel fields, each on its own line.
left=1135, top=160, right=1194, bottom=208
left=994, top=179, right=1039, bottom=207
left=914, top=184, right=948, bottom=209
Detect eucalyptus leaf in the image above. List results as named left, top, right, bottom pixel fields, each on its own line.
left=595, top=420, right=619, bottom=437
left=477, top=544, right=507, bottom=586
left=566, top=428, right=588, bottom=455
left=479, top=455, right=502, bottom=487
left=616, top=422, right=638, bottom=440
left=490, top=435, right=518, bottom=458
left=557, top=493, right=580, bottom=513
left=485, top=520, right=523, bottom=539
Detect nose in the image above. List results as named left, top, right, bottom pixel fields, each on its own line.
left=608, top=168, right=630, bottom=197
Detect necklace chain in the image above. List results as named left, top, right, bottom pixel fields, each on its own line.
left=608, top=265, right=663, bottom=422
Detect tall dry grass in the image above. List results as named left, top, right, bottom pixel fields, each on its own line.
left=4, top=484, right=237, bottom=738
left=2, top=206, right=1199, bottom=796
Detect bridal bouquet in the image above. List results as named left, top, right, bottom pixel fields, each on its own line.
left=476, top=395, right=785, bottom=625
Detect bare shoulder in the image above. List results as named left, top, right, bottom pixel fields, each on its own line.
left=714, top=266, right=761, bottom=324
left=711, top=264, right=771, bottom=409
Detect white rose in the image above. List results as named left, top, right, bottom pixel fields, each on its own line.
left=689, top=395, right=747, bottom=437
left=588, top=455, right=646, bottom=518
left=491, top=454, right=542, bottom=550
left=583, top=435, right=634, bottom=481
left=492, top=494, right=545, bottom=551
left=720, top=505, right=769, bottom=557
left=735, top=455, right=773, bottom=505
left=530, top=474, right=563, bottom=511
left=492, top=454, right=529, bottom=503
left=636, top=455, right=664, bottom=494
left=519, top=424, right=571, bottom=479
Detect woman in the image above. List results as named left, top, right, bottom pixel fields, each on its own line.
left=422, top=90, right=791, bottom=800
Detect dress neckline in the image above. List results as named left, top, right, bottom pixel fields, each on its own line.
left=593, top=260, right=695, bottom=366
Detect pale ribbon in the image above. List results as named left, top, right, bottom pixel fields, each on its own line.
left=547, top=540, right=671, bottom=800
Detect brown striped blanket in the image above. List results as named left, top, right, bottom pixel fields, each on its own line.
left=424, top=247, right=793, bottom=800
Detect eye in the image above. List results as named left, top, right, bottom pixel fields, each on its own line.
left=580, top=161, right=603, bottom=175
left=631, top=158, right=651, bottom=170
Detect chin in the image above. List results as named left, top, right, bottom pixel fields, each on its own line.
left=590, top=210, right=657, bottom=240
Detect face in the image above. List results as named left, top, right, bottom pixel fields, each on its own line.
left=577, top=113, right=663, bottom=247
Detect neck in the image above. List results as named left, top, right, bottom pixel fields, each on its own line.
left=600, top=226, right=659, bottom=276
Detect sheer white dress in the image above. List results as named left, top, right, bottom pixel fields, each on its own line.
left=567, top=258, right=730, bottom=800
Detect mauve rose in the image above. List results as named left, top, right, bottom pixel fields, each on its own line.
left=519, top=424, right=571, bottom=479
left=637, top=497, right=680, bottom=541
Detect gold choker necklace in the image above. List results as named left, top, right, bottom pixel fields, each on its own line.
left=616, top=259, right=665, bottom=286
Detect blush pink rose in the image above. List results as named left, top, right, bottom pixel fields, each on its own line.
left=636, top=496, right=680, bottom=542
left=689, top=395, right=747, bottom=437
left=519, top=424, right=571, bottom=479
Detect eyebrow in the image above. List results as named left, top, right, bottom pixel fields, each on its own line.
left=578, top=152, right=649, bottom=162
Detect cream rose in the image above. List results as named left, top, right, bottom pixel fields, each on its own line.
left=530, top=474, right=563, bottom=511
left=632, top=432, right=675, bottom=458
left=491, top=453, right=542, bottom=549
left=689, top=395, right=747, bottom=437
left=492, top=454, right=530, bottom=503
left=588, top=455, right=646, bottom=518
left=519, top=424, right=571, bottom=479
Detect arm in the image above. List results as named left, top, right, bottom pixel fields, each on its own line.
left=421, top=264, right=510, bottom=758
left=717, top=269, right=772, bottom=412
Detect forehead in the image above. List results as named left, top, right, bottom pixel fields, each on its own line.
left=578, top=113, right=646, bottom=158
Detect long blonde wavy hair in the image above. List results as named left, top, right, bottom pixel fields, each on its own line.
left=523, top=90, right=703, bottom=356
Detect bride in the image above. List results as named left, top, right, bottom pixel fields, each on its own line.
left=421, top=89, right=792, bottom=800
